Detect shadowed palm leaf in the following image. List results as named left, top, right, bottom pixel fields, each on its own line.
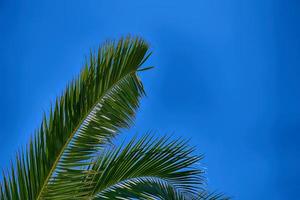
left=0, top=37, right=228, bottom=200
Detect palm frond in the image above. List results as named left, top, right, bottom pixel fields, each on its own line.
left=83, top=135, right=204, bottom=199
left=0, top=37, right=151, bottom=199
left=94, top=177, right=189, bottom=200
left=94, top=178, right=229, bottom=200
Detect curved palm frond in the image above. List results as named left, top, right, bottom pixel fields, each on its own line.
left=0, top=37, right=151, bottom=199
left=88, top=135, right=202, bottom=199
left=94, top=179, right=229, bottom=200
left=82, top=135, right=227, bottom=200
left=94, top=177, right=190, bottom=200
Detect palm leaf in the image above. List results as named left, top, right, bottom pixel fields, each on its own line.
left=82, top=135, right=227, bottom=200
left=0, top=37, right=151, bottom=199
left=94, top=179, right=229, bottom=200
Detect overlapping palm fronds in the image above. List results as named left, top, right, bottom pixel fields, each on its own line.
left=0, top=37, right=228, bottom=200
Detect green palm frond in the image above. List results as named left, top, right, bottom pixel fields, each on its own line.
left=83, top=135, right=226, bottom=200
left=0, top=37, right=151, bottom=199
left=87, top=135, right=203, bottom=199
left=93, top=177, right=190, bottom=200
left=96, top=179, right=229, bottom=200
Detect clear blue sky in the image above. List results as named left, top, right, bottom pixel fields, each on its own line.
left=0, top=0, right=299, bottom=199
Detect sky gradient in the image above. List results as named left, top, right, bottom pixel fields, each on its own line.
left=1, top=0, right=300, bottom=199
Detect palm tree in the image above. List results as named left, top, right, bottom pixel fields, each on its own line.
left=0, top=37, right=228, bottom=200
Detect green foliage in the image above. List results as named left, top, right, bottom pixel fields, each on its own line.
left=0, top=37, right=228, bottom=200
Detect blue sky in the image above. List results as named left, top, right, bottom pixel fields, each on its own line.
left=0, top=0, right=300, bottom=199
